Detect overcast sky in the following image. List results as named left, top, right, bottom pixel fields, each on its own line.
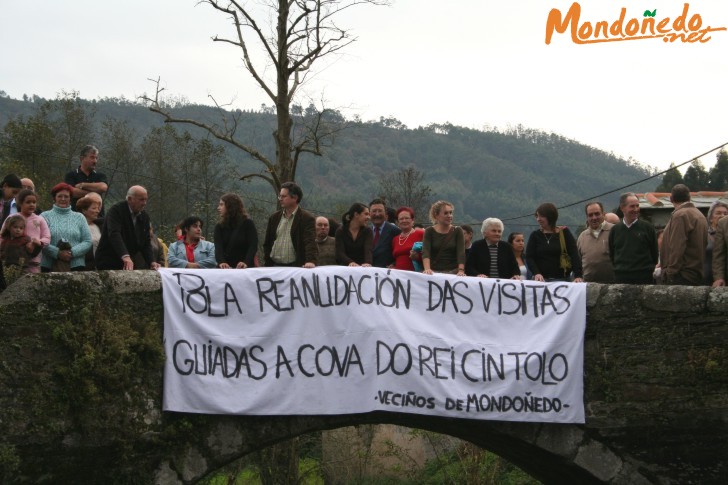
left=1, top=0, right=727, bottom=173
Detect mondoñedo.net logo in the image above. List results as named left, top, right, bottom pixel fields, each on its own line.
left=545, top=2, right=726, bottom=44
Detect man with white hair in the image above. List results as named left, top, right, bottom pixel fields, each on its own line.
left=315, top=216, right=336, bottom=265
left=95, top=185, right=159, bottom=270
left=465, top=218, right=520, bottom=279
left=20, top=178, right=35, bottom=192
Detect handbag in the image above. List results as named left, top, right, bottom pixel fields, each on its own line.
left=558, top=230, right=572, bottom=274
left=52, top=239, right=73, bottom=272
left=411, top=241, right=423, bottom=272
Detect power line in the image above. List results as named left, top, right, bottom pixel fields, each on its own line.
left=2, top=133, right=726, bottom=224
left=500, top=141, right=728, bottom=222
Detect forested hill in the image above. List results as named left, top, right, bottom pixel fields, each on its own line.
left=0, top=93, right=655, bottom=233
left=309, top=122, right=654, bottom=229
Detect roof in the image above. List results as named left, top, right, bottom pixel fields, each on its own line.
left=636, top=192, right=728, bottom=211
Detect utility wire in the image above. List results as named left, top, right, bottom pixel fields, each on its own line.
left=500, top=141, right=728, bottom=222
left=2, top=134, right=726, bottom=225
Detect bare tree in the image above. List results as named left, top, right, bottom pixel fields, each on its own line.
left=1, top=92, right=95, bottom=195
left=51, top=91, right=96, bottom=171
left=378, top=166, right=434, bottom=222
left=188, top=138, right=230, bottom=239
left=100, top=118, right=140, bottom=201
left=142, top=0, right=388, bottom=197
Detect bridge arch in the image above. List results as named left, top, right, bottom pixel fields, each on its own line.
left=151, top=414, right=647, bottom=484
left=0, top=272, right=725, bottom=483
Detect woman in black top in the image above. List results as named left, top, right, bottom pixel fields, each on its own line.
left=214, top=193, right=258, bottom=268
left=335, top=202, right=373, bottom=266
left=526, top=202, right=583, bottom=282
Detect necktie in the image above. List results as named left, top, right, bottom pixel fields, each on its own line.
left=373, top=225, right=381, bottom=247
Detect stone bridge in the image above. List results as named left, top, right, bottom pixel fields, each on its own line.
left=0, top=272, right=726, bottom=484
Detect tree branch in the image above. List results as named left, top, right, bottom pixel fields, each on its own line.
left=140, top=78, right=276, bottom=173
left=207, top=1, right=277, bottom=101
left=240, top=172, right=276, bottom=187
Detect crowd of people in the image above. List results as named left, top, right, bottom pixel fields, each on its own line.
left=2, top=145, right=728, bottom=291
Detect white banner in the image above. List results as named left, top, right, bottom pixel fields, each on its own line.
left=160, top=266, right=586, bottom=423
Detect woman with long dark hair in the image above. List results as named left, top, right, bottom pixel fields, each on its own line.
left=526, top=202, right=582, bottom=282
left=335, top=202, right=373, bottom=266
left=214, top=193, right=258, bottom=268
left=508, top=232, right=530, bottom=280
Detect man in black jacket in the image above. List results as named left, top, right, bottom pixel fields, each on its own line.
left=95, top=185, right=159, bottom=270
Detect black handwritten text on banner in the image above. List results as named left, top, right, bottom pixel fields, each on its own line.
left=160, top=267, right=586, bottom=423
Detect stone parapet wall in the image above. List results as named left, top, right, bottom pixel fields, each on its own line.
left=0, top=273, right=725, bottom=483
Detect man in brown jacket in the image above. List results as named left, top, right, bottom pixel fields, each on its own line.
left=712, top=215, right=728, bottom=287
left=263, top=181, right=318, bottom=268
left=660, top=184, right=708, bottom=285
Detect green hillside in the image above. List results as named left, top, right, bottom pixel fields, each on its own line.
left=0, top=92, right=655, bottom=237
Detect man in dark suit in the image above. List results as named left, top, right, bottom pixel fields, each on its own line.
left=263, top=181, right=317, bottom=268
left=369, top=198, right=401, bottom=267
left=95, top=185, right=160, bottom=270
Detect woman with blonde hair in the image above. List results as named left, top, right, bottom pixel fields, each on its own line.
left=422, top=200, right=465, bottom=275
left=75, top=195, right=103, bottom=270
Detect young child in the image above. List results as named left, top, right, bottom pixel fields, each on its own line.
left=0, top=214, right=39, bottom=273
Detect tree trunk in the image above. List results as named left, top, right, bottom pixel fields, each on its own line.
left=256, top=438, right=299, bottom=485
left=274, top=0, right=294, bottom=191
